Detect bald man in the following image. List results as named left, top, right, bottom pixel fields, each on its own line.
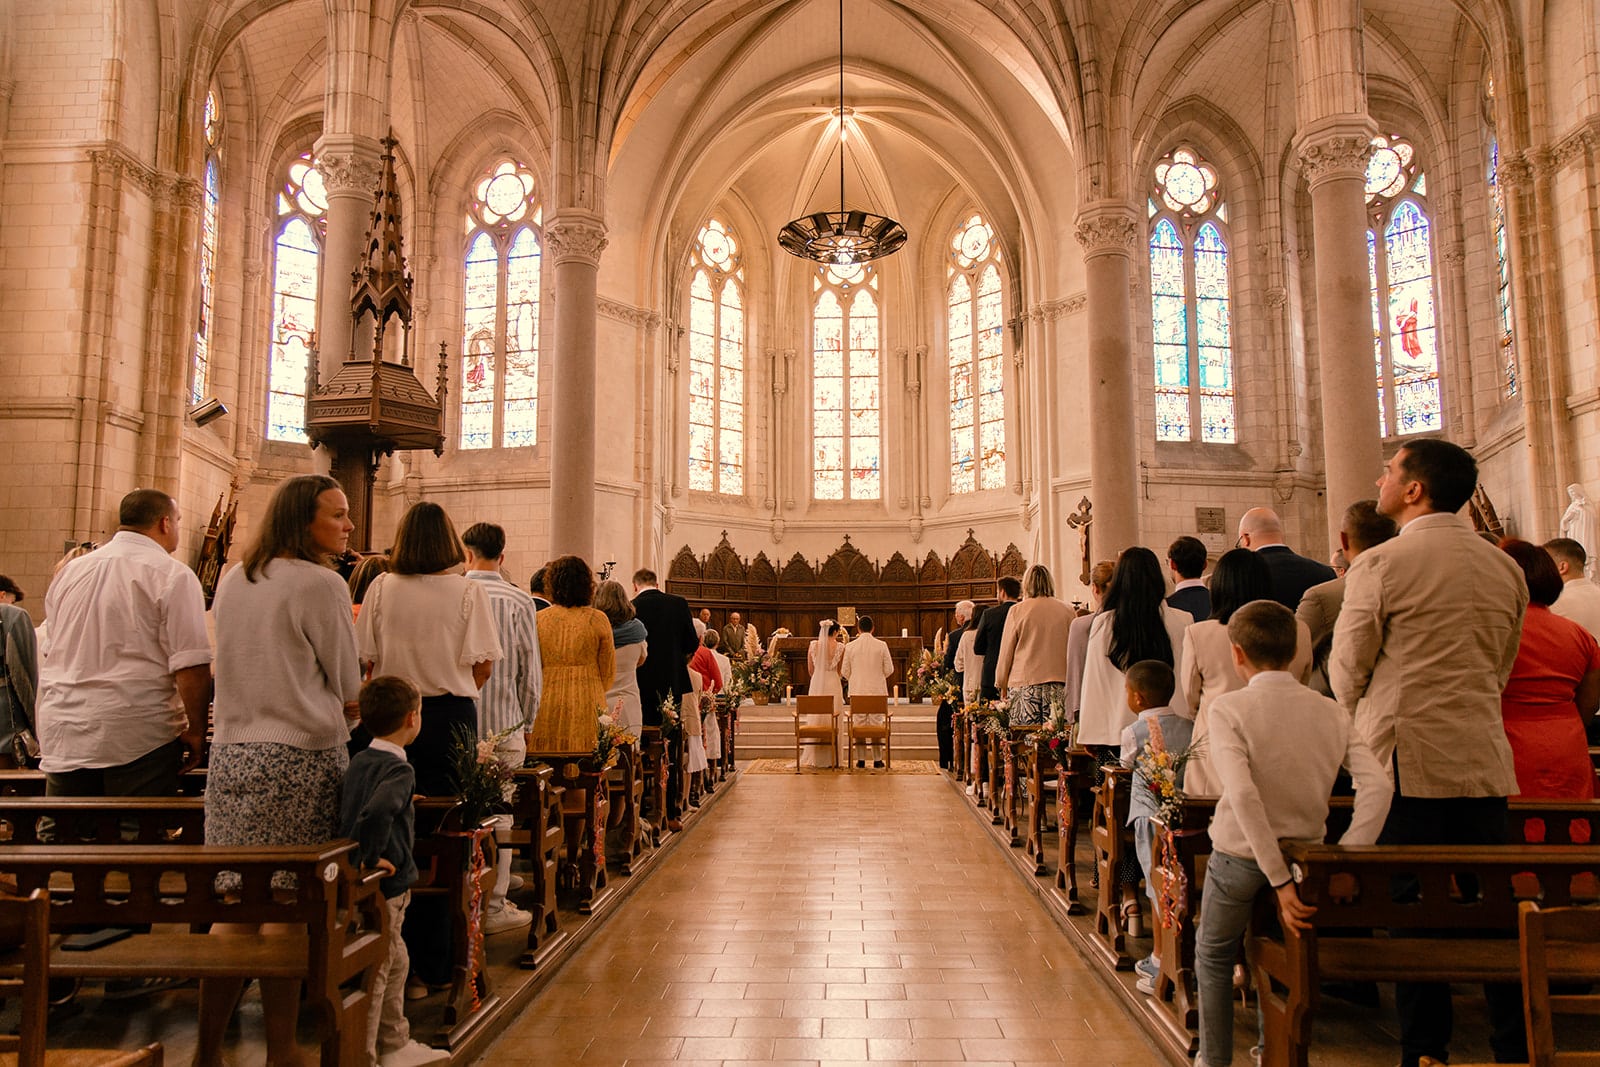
left=1237, top=506, right=1335, bottom=610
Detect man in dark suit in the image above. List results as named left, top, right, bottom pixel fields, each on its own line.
left=937, top=600, right=974, bottom=769
left=1237, top=507, right=1336, bottom=609
left=529, top=565, right=552, bottom=612
left=970, top=576, right=1020, bottom=701
left=631, top=568, right=696, bottom=727
left=1166, top=536, right=1211, bottom=622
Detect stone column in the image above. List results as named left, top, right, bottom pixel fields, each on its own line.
left=545, top=211, right=609, bottom=560
left=1074, top=204, right=1142, bottom=556
left=313, top=133, right=382, bottom=376
left=1296, top=123, right=1382, bottom=542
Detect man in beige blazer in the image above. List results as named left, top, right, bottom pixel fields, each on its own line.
left=1296, top=500, right=1396, bottom=696
left=1330, top=438, right=1527, bottom=1067
left=841, top=615, right=894, bottom=767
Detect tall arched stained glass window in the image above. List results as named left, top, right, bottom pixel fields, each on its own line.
left=192, top=91, right=221, bottom=407
left=1148, top=146, right=1235, bottom=443
left=687, top=219, right=744, bottom=494
left=265, top=152, right=327, bottom=443
left=812, top=262, right=880, bottom=501
left=461, top=159, right=542, bottom=449
left=1365, top=134, right=1443, bottom=436
left=947, top=213, right=1006, bottom=492
left=1486, top=76, right=1517, bottom=398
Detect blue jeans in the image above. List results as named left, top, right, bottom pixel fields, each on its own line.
left=1197, top=850, right=1269, bottom=1067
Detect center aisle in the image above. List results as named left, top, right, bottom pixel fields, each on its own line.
left=480, top=773, right=1162, bottom=1064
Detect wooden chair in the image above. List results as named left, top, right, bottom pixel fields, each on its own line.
left=793, top=695, right=839, bottom=771
left=0, top=890, right=164, bottom=1067
left=844, top=694, right=891, bottom=771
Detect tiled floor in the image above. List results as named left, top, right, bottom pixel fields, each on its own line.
left=481, top=772, right=1164, bottom=1065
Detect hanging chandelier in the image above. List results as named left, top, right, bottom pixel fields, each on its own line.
left=777, top=0, right=907, bottom=266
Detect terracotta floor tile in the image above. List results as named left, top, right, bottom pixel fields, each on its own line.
left=637, top=1015, right=737, bottom=1037
left=676, top=1035, right=779, bottom=1059
left=820, top=1016, right=914, bottom=1039
left=771, top=1036, right=870, bottom=1059
left=909, top=1016, right=1005, bottom=1039
left=865, top=1037, right=967, bottom=1060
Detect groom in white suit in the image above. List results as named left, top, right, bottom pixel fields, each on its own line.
left=841, top=615, right=895, bottom=767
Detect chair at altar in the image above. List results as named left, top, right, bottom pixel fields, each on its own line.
left=794, top=695, right=839, bottom=771
left=845, top=694, right=892, bottom=771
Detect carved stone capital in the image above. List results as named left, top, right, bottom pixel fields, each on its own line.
left=1499, top=155, right=1533, bottom=190
left=770, top=516, right=785, bottom=542
left=243, top=259, right=265, bottom=282
left=908, top=380, right=922, bottom=397
left=1440, top=244, right=1466, bottom=265
left=1296, top=132, right=1373, bottom=189
left=1073, top=207, right=1141, bottom=258
left=545, top=212, right=609, bottom=266
left=597, top=296, right=658, bottom=329
left=1265, top=287, right=1289, bottom=309
left=314, top=150, right=382, bottom=196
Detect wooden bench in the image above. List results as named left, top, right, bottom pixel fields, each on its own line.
left=0, top=842, right=386, bottom=1067
left=1146, top=796, right=1600, bottom=1054
left=1020, top=735, right=1060, bottom=876
left=1053, top=745, right=1099, bottom=914
left=1247, top=841, right=1600, bottom=1067
left=637, top=727, right=668, bottom=841
left=1089, top=766, right=1136, bottom=969
left=411, top=800, right=498, bottom=1029
left=528, top=753, right=610, bottom=913
left=604, top=741, right=644, bottom=875
left=0, top=796, right=206, bottom=845
left=0, top=770, right=208, bottom=797
left=503, top=764, right=563, bottom=965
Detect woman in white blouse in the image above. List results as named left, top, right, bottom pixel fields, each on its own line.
left=356, top=502, right=502, bottom=795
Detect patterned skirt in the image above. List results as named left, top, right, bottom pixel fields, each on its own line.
left=1009, top=682, right=1065, bottom=727
left=206, top=742, right=348, bottom=890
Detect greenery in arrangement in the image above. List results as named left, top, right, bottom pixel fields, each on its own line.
left=907, top=648, right=956, bottom=701
left=594, top=703, right=639, bottom=765
left=973, top=698, right=1011, bottom=739
left=1033, top=697, right=1075, bottom=753
left=1133, top=737, right=1205, bottom=824
left=447, top=723, right=520, bottom=827
left=657, top=692, right=683, bottom=741
left=735, top=649, right=789, bottom=699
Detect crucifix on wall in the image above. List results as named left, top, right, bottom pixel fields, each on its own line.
left=1065, top=496, right=1093, bottom=587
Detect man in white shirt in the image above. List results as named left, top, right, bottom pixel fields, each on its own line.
left=841, top=615, right=894, bottom=768
left=462, top=522, right=542, bottom=935
left=1545, top=537, right=1600, bottom=638
left=36, top=489, right=213, bottom=796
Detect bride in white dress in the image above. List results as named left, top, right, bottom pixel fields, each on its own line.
left=802, top=620, right=845, bottom=768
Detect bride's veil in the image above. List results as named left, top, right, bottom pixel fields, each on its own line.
left=813, top=620, right=838, bottom=680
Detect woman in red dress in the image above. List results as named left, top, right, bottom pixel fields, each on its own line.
left=1498, top=539, right=1600, bottom=800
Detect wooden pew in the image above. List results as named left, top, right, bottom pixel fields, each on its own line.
left=0, top=770, right=208, bottom=797
left=504, top=765, right=563, bottom=965
left=1089, top=766, right=1136, bottom=969
left=411, top=799, right=498, bottom=1028
left=1053, top=746, right=1099, bottom=914
left=527, top=753, right=611, bottom=913
left=1148, top=796, right=1600, bottom=1055
left=604, top=742, right=644, bottom=875
left=637, top=727, right=668, bottom=844
left=1022, top=736, right=1061, bottom=876
left=0, top=796, right=205, bottom=844
left=1247, top=841, right=1600, bottom=1067
left=0, top=842, right=386, bottom=1067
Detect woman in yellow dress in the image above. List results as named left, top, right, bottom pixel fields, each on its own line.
left=528, top=555, right=615, bottom=753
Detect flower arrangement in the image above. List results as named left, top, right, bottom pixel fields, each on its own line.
left=1033, top=696, right=1075, bottom=755
left=975, top=698, right=1011, bottom=740
left=736, top=649, right=790, bottom=699
left=1134, top=737, right=1205, bottom=824
left=594, top=702, right=639, bottom=765
left=658, top=692, right=683, bottom=741
left=447, top=724, right=521, bottom=827
left=907, top=648, right=940, bottom=698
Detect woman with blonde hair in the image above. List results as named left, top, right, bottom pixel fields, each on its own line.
left=994, top=563, right=1072, bottom=725
left=356, top=501, right=501, bottom=794
left=595, top=579, right=648, bottom=736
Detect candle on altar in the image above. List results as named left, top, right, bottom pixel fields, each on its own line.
left=786, top=685, right=793, bottom=702
left=901, top=628, right=908, bottom=637
left=893, top=684, right=900, bottom=704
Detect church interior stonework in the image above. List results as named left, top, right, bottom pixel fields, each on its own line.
left=3, top=0, right=1597, bottom=598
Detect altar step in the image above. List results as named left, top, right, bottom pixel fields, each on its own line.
left=735, top=703, right=941, bottom=761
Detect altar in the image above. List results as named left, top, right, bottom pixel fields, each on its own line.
left=774, top=635, right=925, bottom=693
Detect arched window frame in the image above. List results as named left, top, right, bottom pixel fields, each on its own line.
left=686, top=218, right=745, bottom=495
left=1147, top=145, right=1236, bottom=444
left=811, top=261, right=881, bottom=502
left=460, top=158, right=543, bottom=450
left=191, top=90, right=222, bottom=408
left=946, top=212, right=1007, bottom=493
left=1365, top=133, right=1444, bottom=438
left=264, top=151, right=327, bottom=444
left=1484, top=76, right=1518, bottom=399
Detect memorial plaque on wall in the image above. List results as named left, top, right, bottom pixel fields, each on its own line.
left=1195, top=506, right=1228, bottom=554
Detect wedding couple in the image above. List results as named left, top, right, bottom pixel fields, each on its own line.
left=802, top=617, right=895, bottom=769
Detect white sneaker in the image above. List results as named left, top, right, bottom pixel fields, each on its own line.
left=378, top=1040, right=449, bottom=1067
left=483, top=901, right=533, bottom=934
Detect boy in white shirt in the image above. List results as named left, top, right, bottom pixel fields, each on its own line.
left=1196, top=601, right=1390, bottom=1067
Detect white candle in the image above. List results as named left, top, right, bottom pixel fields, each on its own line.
left=901, top=628, right=908, bottom=637
left=893, top=684, right=900, bottom=704
left=786, top=685, right=793, bottom=701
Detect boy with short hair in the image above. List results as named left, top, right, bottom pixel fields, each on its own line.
left=1196, top=601, right=1390, bottom=1066
left=1118, top=659, right=1192, bottom=994
left=338, top=676, right=447, bottom=1067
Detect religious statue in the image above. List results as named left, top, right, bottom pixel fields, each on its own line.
left=1561, top=484, right=1598, bottom=581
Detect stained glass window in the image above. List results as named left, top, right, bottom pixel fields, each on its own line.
left=265, top=152, right=327, bottom=443
left=1485, top=79, right=1517, bottom=399
left=460, top=159, right=542, bottom=449
left=192, top=90, right=221, bottom=407
left=813, top=263, right=880, bottom=500
left=947, top=213, right=1006, bottom=493
left=1364, top=134, right=1443, bottom=437
left=1148, top=146, right=1234, bottom=443
left=686, top=219, right=744, bottom=494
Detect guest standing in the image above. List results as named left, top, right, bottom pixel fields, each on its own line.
left=1296, top=501, right=1397, bottom=698
left=993, top=564, right=1071, bottom=724
left=356, top=501, right=502, bottom=795
left=1065, top=561, right=1116, bottom=726
left=199, top=474, right=363, bottom=1067
left=0, top=597, right=37, bottom=768
left=1165, top=537, right=1211, bottom=622
left=1236, top=506, right=1336, bottom=609
left=971, top=576, right=1020, bottom=700
left=720, top=612, right=750, bottom=662
left=596, top=579, right=648, bottom=737
left=1496, top=540, right=1599, bottom=799
left=1078, top=548, right=1190, bottom=753
left=1178, top=548, right=1313, bottom=795
left=1546, top=537, right=1600, bottom=638
left=632, top=568, right=696, bottom=726
left=528, top=555, right=614, bottom=753
left=347, top=555, right=389, bottom=621
left=938, top=600, right=973, bottom=768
